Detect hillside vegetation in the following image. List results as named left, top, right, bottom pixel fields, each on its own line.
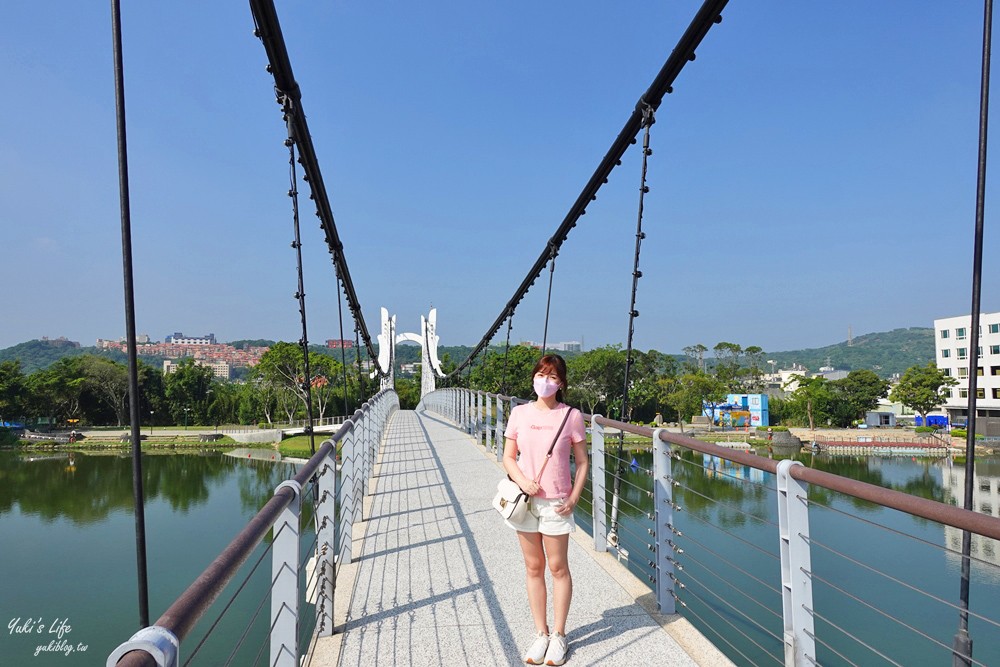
left=762, top=327, right=933, bottom=377
left=0, top=327, right=934, bottom=378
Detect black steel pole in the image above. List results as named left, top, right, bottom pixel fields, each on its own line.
left=953, top=2, right=993, bottom=665
left=110, top=0, right=150, bottom=628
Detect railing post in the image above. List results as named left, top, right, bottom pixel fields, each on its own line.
left=652, top=428, right=676, bottom=614
left=476, top=391, right=482, bottom=443
left=316, top=447, right=336, bottom=637
left=340, top=422, right=357, bottom=565
left=485, top=393, right=493, bottom=452
left=271, top=480, right=301, bottom=667
left=495, top=397, right=505, bottom=462
left=591, top=416, right=608, bottom=552
left=777, top=459, right=815, bottom=667
left=353, top=415, right=364, bottom=526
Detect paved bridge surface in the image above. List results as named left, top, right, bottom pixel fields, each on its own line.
left=309, top=408, right=729, bottom=666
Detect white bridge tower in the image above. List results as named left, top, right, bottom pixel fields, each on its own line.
left=376, top=307, right=444, bottom=397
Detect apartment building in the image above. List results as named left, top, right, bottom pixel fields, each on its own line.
left=934, top=312, right=1000, bottom=431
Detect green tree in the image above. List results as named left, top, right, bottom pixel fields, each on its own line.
left=682, top=344, right=708, bottom=374
left=164, top=359, right=215, bottom=425
left=787, top=375, right=843, bottom=430
left=666, top=372, right=726, bottom=431
left=0, top=360, right=27, bottom=423
left=889, top=363, right=957, bottom=424
left=28, top=357, right=87, bottom=424
left=831, top=369, right=890, bottom=423
left=256, top=342, right=349, bottom=421
left=78, top=356, right=130, bottom=427
left=565, top=346, right=627, bottom=417
left=468, top=345, right=540, bottom=398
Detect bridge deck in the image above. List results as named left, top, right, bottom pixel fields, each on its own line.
left=312, top=408, right=727, bottom=666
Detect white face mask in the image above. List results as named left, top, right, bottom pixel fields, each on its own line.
left=533, top=376, right=560, bottom=398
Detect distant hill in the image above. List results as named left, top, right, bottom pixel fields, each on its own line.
left=762, top=327, right=933, bottom=378
left=0, top=339, right=166, bottom=374
left=0, top=339, right=126, bottom=374
left=0, top=327, right=935, bottom=378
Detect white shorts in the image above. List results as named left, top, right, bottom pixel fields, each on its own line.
left=504, top=497, right=577, bottom=536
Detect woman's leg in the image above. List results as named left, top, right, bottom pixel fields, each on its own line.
left=518, top=531, right=549, bottom=633
left=543, top=533, right=572, bottom=635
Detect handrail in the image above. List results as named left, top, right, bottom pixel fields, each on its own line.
left=588, top=413, right=1000, bottom=542
left=111, top=388, right=396, bottom=667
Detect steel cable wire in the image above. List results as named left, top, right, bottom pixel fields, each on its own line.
left=677, top=596, right=766, bottom=667
left=681, top=509, right=779, bottom=561
left=247, top=598, right=295, bottom=667
left=181, top=533, right=278, bottom=666
left=804, top=628, right=862, bottom=667
left=679, top=554, right=782, bottom=619
left=219, top=532, right=293, bottom=666
left=675, top=530, right=782, bottom=597
left=669, top=451, right=777, bottom=492
left=804, top=493, right=1000, bottom=571
left=805, top=607, right=911, bottom=667
left=672, top=480, right=777, bottom=527
left=679, top=568, right=783, bottom=644
left=679, top=585, right=780, bottom=666
left=805, top=535, right=1000, bottom=631
left=806, top=572, right=987, bottom=664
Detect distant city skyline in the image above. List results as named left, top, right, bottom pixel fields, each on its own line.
left=2, top=3, right=997, bottom=354
left=2, top=322, right=929, bottom=357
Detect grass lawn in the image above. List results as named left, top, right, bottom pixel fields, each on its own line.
left=279, top=435, right=341, bottom=458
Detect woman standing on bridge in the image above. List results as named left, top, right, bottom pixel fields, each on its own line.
left=503, top=354, right=588, bottom=666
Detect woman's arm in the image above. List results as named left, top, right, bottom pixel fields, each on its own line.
left=503, top=437, right=541, bottom=496
left=555, top=438, right=590, bottom=515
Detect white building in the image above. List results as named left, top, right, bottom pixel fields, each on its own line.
left=165, top=332, right=216, bottom=345
left=163, top=359, right=230, bottom=380
left=934, top=312, right=1000, bottom=427
left=941, top=464, right=1000, bottom=568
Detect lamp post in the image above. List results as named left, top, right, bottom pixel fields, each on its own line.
left=183, top=407, right=191, bottom=430
left=149, top=410, right=154, bottom=438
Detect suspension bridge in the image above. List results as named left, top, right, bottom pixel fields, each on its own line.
left=93, top=0, right=1000, bottom=665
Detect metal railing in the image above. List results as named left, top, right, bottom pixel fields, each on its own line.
left=422, top=388, right=1000, bottom=667
left=106, top=389, right=398, bottom=667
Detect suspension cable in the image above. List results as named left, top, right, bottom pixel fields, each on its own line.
left=500, top=314, right=514, bottom=395
left=354, top=323, right=366, bottom=401
left=620, top=102, right=655, bottom=424
left=250, top=0, right=388, bottom=379
left=611, top=102, right=655, bottom=542
left=284, top=95, right=317, bottom=456
left=335, top=268, right=349, bottom=417
left=440, top=0, right=729, bottom=377
left=540, top=246, right=557, bottom=355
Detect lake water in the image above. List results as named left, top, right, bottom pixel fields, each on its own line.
left=0, top=450, right=308, bottom=666
left=577, top=450, right=1000, bottom=666
left=3, top=448, right=999, bottom=666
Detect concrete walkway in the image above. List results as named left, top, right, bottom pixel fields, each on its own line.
left=320, top=409, right=728, bottom=667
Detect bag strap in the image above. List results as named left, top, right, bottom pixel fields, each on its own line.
left=533, top=407, right=575, bottom=483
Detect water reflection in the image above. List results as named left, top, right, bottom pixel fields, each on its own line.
left=0, top=450, right=308, bottom=666
left=579, top=449, right=1000, bottom=666
left=0, top=450, right=299, bottom=525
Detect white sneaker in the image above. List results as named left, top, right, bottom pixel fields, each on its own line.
left=524, top=631, right=549, bottom=665
left=544, top=632, right=568, bottom=666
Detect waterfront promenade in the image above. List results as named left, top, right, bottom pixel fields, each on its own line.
left=308, top=408, right=729, bottom=666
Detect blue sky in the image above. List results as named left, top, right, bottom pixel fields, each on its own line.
left=2, top=2, right=997, bottom=356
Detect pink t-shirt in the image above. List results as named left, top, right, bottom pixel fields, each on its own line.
left=504, top=403, right=586, bottom=499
